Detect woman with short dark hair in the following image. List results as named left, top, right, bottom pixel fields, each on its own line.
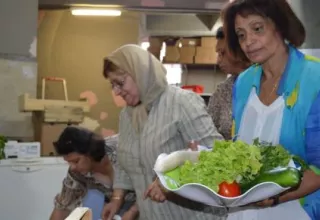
left=223, top=0, right=320, bottom=219
left=49, top=126, right=135, bottom=220
left=207, top=26, right=250, bottom=140
left=223, top=0, right=305, bottom=61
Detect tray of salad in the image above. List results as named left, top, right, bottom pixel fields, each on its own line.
left=154, top=140, right=307, bottom=207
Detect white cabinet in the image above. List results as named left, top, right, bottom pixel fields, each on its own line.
left=0, top=158, right=68, bottom=220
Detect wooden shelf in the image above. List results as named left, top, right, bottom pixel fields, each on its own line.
left=163, top=62, right=217, bottom=66
left=163, top=63, right=219, bottom=70
left=199, top=93, right=212, bottom=97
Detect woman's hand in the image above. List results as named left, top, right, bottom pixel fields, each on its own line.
left=251, top=169, right=320, bottom=208
left=251, top=197, right=277, bottom=208
left=242, top=196, right=277, bottom=208
left=121, top=205, right=139, bottom=220
left=278, top=169, right=320, bottom=203
left=101, top=199, right=123, bottom=220
left=255, top=198, right=275, bottom=207
left=188, top=140, right=199, bottom=151
left=144, top=178, right=167, bottom=202
left=121, top=210, right=137, bottom=220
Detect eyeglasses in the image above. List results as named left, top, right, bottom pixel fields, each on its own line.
left=110, top=75, right=127, bottom=91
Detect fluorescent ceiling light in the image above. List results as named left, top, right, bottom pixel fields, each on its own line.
left=71, top=9, right=122, bottom=16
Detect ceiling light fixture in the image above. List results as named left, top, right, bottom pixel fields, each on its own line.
left=71, top=8, right=122, bottom=16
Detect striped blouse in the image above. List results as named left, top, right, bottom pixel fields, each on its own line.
left=114, top=86, right=226, bottom=220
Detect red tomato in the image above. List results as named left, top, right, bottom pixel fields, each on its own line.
left=218, top=181, right=241, bottom=197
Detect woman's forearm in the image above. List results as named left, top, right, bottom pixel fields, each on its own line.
left=112, top=189, right=126, bottom=200
left=128, top=203, right=139, bottom=215
left=49, top=209, right=70, bottom=220
left=107, top=189, right=127, bottom=211
left=279, top=170, right=320, bottom=203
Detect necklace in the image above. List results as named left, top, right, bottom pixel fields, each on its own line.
left=265, top=74, right=282, bottom=103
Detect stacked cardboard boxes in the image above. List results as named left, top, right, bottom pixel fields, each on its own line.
left=163, top=38, right=199, bottom=64
left=179, top=38, right=200, bottom=64
left=162, top=38, right=180, bottom=63
left=163, top=46, right=180, bottom=63
left=162, top=37, right=217, bottom=64
left=195, top=37, right=217, bottom=64
left=148, top=37, right=163, bottom=60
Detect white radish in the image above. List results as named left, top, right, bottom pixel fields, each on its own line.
left=154, top=150, right=200, bottom=173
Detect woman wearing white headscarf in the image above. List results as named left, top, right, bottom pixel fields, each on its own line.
left=101, top=44, right=225, bottom=220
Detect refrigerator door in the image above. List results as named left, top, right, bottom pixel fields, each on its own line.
left=0, top=157, right=68, bottom=220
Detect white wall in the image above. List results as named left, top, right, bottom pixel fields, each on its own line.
left=0, top=0, right=38, bottom=138
left=182, top=68, right=227, bottom=94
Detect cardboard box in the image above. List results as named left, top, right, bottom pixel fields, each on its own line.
left=163, top=46, right=180, bottom=63
left=148, top=46, right=162, bottom=59
left=195, top=47, right=217, bottom=64
left=38, top=123, right=69, bottom=156
left=149, top=37, right=163, bottom=48
left=65, top=207, right=92, bottom=220
left=201, top=37, right=217, bottom=47
left=180, top=38, right=200, bottom=47
left=33, top=112, right=73, bottom=156
left=179, top=47, right=196, bottom=64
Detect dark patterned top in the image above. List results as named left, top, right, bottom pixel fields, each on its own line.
left=207, top=76, right=237, bottom=140
left=54, top=134, right=136, bottom=211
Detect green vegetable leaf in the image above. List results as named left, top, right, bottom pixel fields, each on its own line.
left=258, top=142, right=292, bottom=172
left=164, top=140, right=296, bottom=193
left=179, top=140, right=262, bottom=192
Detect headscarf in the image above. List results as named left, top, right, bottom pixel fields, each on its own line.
left=106, top=44, right=168, bottom=133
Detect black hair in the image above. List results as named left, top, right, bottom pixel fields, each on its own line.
left=216, top=27, right=225, bottom=40
left=53, top=126, right=105, bottom=162
left=222, top=0, right=305, bottom=60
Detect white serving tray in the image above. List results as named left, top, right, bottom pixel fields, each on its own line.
left=155, top=150, right=295, bottom=207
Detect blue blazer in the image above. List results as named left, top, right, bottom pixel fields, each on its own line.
left=232, top=45, right=320, bottom=219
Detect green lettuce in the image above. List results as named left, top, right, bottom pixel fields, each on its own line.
left=256, top=141, right=292, bottom=172
left=179, top=140, right=262, bottom=192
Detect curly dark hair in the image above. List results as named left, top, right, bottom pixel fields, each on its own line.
left=222, top=0, right=305, bottom=60
left=53, top=126, right=106, bottom=162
